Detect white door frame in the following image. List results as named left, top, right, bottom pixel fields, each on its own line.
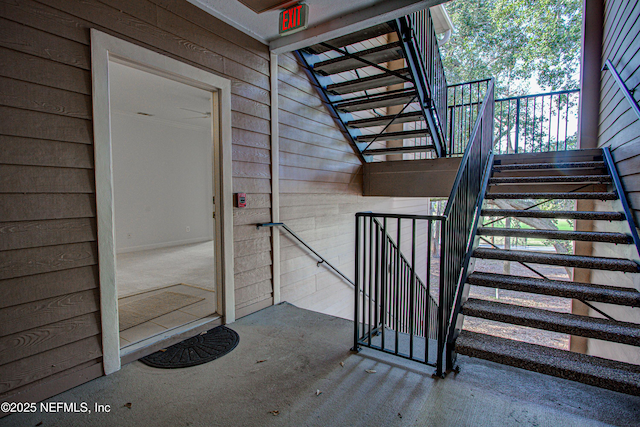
left=90, top=29, right=235, bottom=375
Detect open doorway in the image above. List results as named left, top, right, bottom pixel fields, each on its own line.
left=108, top=62, right=217, bottom=349
left=91, top=30, right=235, bottom=374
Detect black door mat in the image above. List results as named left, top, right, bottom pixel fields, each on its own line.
left=139, top=325, right=239, bottom=369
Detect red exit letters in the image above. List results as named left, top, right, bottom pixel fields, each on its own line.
left=279, top=3, right=308, bottom=35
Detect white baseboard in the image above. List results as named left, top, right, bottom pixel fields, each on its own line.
left=117, top=236, right=213, bottom=254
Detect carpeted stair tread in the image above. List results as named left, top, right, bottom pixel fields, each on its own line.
left=489, top=175, right=612, bottom=184
left=462, top=298, right=640, bottom=346
left=485, top=192, right=617, bottom=200
left=455, top=330, right=640, bottom=396
left=492, top=161, right=606, bottom=171
left=477, top=227, right=632, bottom=244
left=480, top=209, right=625, bottom=221
left=467, top=272, right=640, bottom=307
left=472, top=248, right=640, bottom=272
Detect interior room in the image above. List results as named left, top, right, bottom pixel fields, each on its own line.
left=108, top=61, right=218, bottom=349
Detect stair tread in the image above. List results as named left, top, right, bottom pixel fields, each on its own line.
left=477, top=227, right=632, bottom=244
left=462, top=298, right=640, bottom=346
left=485, top=192, right=617, bottom=200
left=467, top=272, right=640, bottom=307
left=472, top=248, right=640, bottom=273
left=490, top=175, right=612, bottom=184
left=334, top=90, right=417, bottom=112
left=356, top=129, right=429, bottom=143
left=346, top=111, right=424, bottom=128
left=362, top=145, right=434, bottom=156
left=326, top=68, right=411, bottom=95
left=304, top=23, right=395, bottom=55
left=313, top=41, right=404, bottom=75
left=455, top=330, right=640, bottom=396
left=493, top=161, right=606, bottom=171
left=480, top=209, right=625, bottom=221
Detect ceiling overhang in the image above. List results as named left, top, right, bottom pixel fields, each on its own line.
left=270, top=0, right=449, bottom=54
left=187, top=0, right=450, bottom=54
left=237, top=0, right=300, bottom=14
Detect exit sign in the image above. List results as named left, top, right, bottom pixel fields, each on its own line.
left=279, top=3, right=308, bottom=36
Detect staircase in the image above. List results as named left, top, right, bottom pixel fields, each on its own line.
left=453, top=148, right=640, bottom=395
left=297, top=10, right=447, bottom=162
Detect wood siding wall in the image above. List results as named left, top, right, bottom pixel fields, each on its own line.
left=0, top=0, right=272, bottom=402
left=598, top=0, right=640, bottom=220
left=586, top=0, right=640, bottom=365
left=277, top=53, right=430, bottom=319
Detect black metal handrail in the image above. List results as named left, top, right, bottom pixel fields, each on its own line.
left=257, top=222, right=354, bottom=286
left=603, top=59, right=640, bottom=121
left=602, top=147, right=640, bottom=258
left=437, top=78, right=495, bottom=376
left=396, top=8, right=448, bottom=157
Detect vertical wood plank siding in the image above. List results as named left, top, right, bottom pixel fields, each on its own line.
left=0, top=0, right=271, bottom=402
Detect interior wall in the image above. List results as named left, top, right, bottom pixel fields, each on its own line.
left=111, top=112, right=213, bottom=253
left=586, top=0, right=640, bottom=364
left=277, top=53, right=431, bottom=320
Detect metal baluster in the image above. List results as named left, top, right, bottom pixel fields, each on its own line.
left=515, top=98, right=521, bottom=153
left=460, top=84, right=465, bottom=154
left=425, top=220, right=432, bottom=362
left=409, top=219, right=416, bottom=359
left=498, top=101, right=503, bottom=153
left=367, top=216, right=373, bottom=346
left=381, top=218, right=387, bottom=350
left=556, top=94, right=561, bottom=150
left=524, top=97, right=529, bottom=152
left=374, top=220, right=380, bottom=337
left=539, top=95, right=544, bottom=151
left=395, top=218, right=401, bottom=355
left=548, top=95, right=552, bottom=151
left=353, top=216, right=360, bottom=351
left=565, top=94, right=570, bottom=150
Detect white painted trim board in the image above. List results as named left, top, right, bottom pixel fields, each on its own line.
left=90, top=29, right=235, bottom=376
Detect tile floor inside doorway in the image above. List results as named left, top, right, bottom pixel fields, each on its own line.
left=116, top=241, right=217, bottom=347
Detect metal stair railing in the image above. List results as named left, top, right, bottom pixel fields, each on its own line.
left=601, top=59, right=640, bottom=258
left=257, top=222, right=354, bottom=286
left=437, top=79, right=495, bottom=376
left=352, top=79, right=495, bottom=373
left=602, top=147, right=640, bottom=258
left=373, top=218, right=438, bottom=339
left=354, top=212, right=441, bottom=366
left=603, top=59, right=640, bottom=121
left=396, top=9, right=448, bottom=157
left=447, top=82, right=581, bottom=156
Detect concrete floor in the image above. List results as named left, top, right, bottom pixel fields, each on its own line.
left=2, top=303, right=639, bottom=427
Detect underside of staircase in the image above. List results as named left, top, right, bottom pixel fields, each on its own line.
left=453, top=147, right=640, bottom=396
left=297, top=20, right=445, bottom=165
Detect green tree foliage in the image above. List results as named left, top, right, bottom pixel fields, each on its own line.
left=440, top=0, right=583, bottom=97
